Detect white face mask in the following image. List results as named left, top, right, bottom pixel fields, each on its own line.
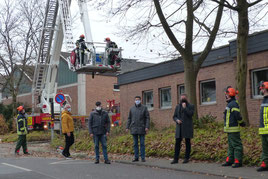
left=96, top=106, right=102, bottom=111
left=135, top=100, right=141, bottom=105
left=67, top=108, right=71, bottom=112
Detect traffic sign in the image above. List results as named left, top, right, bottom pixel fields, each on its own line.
left=55, top=94, right=65, bottom=104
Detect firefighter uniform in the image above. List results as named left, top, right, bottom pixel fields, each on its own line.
left=15, top=106, right=29, bottom=154
left=223, top=92, right=244, bottom=168
left=257, top=82, right=268, bottom=172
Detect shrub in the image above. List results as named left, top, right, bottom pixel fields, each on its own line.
left=0, top=115, right=9, bottom=135
left=194, top=114, right=217, bottom=128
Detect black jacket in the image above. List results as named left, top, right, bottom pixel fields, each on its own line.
left=126, top=104, right=150, bottom=135
left=76, top=39, right=88, bottom=51
left=173, top=103, right=194, bottom=138
left=88, top=110, right=110, bottom=135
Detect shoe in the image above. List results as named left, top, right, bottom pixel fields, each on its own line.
left=24, top=152, right=30, bottom=155
left=104, top=160, right=111, bottom=164
left=95, top=160, right=99, bottom=164
left=141, top=159, right=146, bottom=162
left=170, top=160, right=178, bottom=164
left=182, top=159, right=189, bottom=164
left=257, top=167, right=268, bottom=172
left=232, top=163, right=242, bottom=168
left=65, top=156, right=73, bottom=160
left=61, top=152, right=68, bottom=158
left=132, top=158, right=139, bottom=162
left=222, top=162, right=233, bottom=166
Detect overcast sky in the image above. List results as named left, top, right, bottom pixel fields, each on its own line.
left=69, top=0, right=268, bottom=64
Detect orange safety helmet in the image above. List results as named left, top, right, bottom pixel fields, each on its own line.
left=225, top=86, right=238, bottom=97
left=260, top=81, right=268, bottom=90
left=80, top=34, right=85, bottom=39
left=105, top=37, right=111, bottom=42
left=17, top=106, right=24, bottom=112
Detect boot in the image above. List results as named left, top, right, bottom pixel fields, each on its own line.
left=257, top=161, right=268, bottom=172
left=182, top=159, right=189, bottom=164
left=232, top=159, right=242, bottom=168
left=222, top=162, right=232, bottom=166
left=170, top=160, right=178, bottom=164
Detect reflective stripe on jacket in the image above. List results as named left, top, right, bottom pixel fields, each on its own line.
left=17, top=113, right=27, bottom=135
left=259, top=96, right=268, bottom=135
left=224, top=98, right=243, bottom=133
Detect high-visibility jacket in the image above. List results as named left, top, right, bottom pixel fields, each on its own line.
left=17, top=113, right=28, bottom=135
left=259, top=96, right=268, bottom=135
left=224, top=98, right=243, bottom=133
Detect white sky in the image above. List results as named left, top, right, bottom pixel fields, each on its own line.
left=69, top=0, right=268, bottom=64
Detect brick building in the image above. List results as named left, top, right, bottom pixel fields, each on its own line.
left=118, top=30, right=268, bottom=127
left=0, top=54, right=151, bottom=116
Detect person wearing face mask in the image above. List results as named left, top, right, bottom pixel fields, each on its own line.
left=257, top=81, right=268, bottom=172
left=88, top=101, right=111, bottom=164
left=61, top=104, right=74, bottom=158
left=126, top=96, right=150, bottom=162
left=222, top=86, right=245, bottom=168
left=171, top=94, right=194, bottom=164
left=15, top=106, right=30, bottom=155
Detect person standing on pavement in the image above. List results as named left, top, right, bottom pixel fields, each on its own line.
left=61, top=104, right=74, bottom=158
left=171, top=94, right=194, bottom=164
left=126, top=96, right=150, bottom=162
left=88, top=101, right=111, bottom=164
left=15, top=106, right=30, bottom=155
left=257, top=81, right=268, bottom=172
left=222, top=86, right=245, bottom=168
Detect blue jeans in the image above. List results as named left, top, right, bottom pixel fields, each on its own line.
left=132, top=134, right=145, bottom=160
left=93, top=134, right=108, bottom=161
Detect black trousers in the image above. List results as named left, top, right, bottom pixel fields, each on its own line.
left=174, top=138, right=191, bottom=161
left=63, top=132, right=74, bottom=157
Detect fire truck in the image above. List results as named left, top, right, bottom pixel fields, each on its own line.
left=30, top=0, right=122, bottom=131
left=106, top=100, right=121, bottom=127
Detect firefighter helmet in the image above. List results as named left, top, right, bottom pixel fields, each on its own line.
left=105, top=37, right=111, bottom=42
left=225, top=86, right=238, bottom=97
left=260, top=81, right=268, bottom=90
left=80, top=34, right=85, bottom=39
left=17, top=106, right=24, bottom=112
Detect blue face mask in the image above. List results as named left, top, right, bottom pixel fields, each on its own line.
left=67, top=108, right=71, bottom=112
left=135, top=100, right=141, bottom=105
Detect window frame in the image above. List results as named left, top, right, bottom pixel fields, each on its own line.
left=159, top=87, right=172, bottom=109
left=200, top=79, right=217, bottom=105
left=177, top=84, right=185, bottom=104
left=251, top=67, right=268, bottom=99
left=142, top=90, right=154, bottom=110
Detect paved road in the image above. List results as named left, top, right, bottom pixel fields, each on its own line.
left=0, top=157, right=226, bottom=179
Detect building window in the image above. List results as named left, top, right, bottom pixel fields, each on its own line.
left=252, top=68, right=268, bottom=98
left=177, top=85, right=185, bottom=103
left=160, top=87, right=172, bottom=109
left=113, top=84, right=120, bottom=92
left=200, top=80, right=216, bottom=104
left=143, top=90, right=153, bottom=110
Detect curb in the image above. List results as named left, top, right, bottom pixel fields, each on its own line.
left=114, top=160, right=240, bottom=179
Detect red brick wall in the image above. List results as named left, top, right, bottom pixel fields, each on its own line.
left=85, top=75, right=120, bottom=114
left=120, top=51, right=268, bottom=128
left=57, top=85, right=78, bottom=114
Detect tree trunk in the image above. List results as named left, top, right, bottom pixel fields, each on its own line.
left=236, top=0, right=250, bottom=126
left=184, top=57, right=198, bottom=119
left=12, top=92, right=17, bottom=117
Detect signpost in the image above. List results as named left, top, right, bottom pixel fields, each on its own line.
left=55, top=93, right=66, bottom=136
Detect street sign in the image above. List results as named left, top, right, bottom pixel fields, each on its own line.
left=55, top=94, right=65, bottom=104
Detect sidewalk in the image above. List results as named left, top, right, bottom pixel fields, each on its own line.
left=113, top=158, right=268, bottom=179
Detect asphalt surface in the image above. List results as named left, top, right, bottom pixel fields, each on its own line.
left=0, top=157, right=225, bottom=179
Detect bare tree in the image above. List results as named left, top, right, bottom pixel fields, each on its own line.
left=94, top=0, right=225, bottom=118
left=0, top=0, right=44, bottom=115
left=212, top=0, right=265, bottom=126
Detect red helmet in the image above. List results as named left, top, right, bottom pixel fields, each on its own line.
left=105, top=37, right=111, bottom=42
left=225, top=86, right=238, bottom=97
left=260, top=81, right=268, bottom=90
left=80, top=34, right=85, bottom=39
left=17, top=106, right=24, bottom=112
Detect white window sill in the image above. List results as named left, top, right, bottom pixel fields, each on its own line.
left=200, top=101, right=217, bottom=106
left=160, top=106, right=172, bottom=110
left=252, top=95, right=263, bottom=100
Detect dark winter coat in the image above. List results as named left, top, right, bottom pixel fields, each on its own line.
left=88, top=110, right=110, bottom=135
left=76, top=39, right=88, bottom=52
left=173, top=103, right=195, bottom=139
left=126, top=104, right=150, bottom=135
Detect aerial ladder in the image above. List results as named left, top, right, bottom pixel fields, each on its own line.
left=31, top=0, right=122, bottom=120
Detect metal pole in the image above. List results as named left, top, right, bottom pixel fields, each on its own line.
left=50, top=100, right=54, bottom=142
left=60, top=105, right=62, bottom=135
